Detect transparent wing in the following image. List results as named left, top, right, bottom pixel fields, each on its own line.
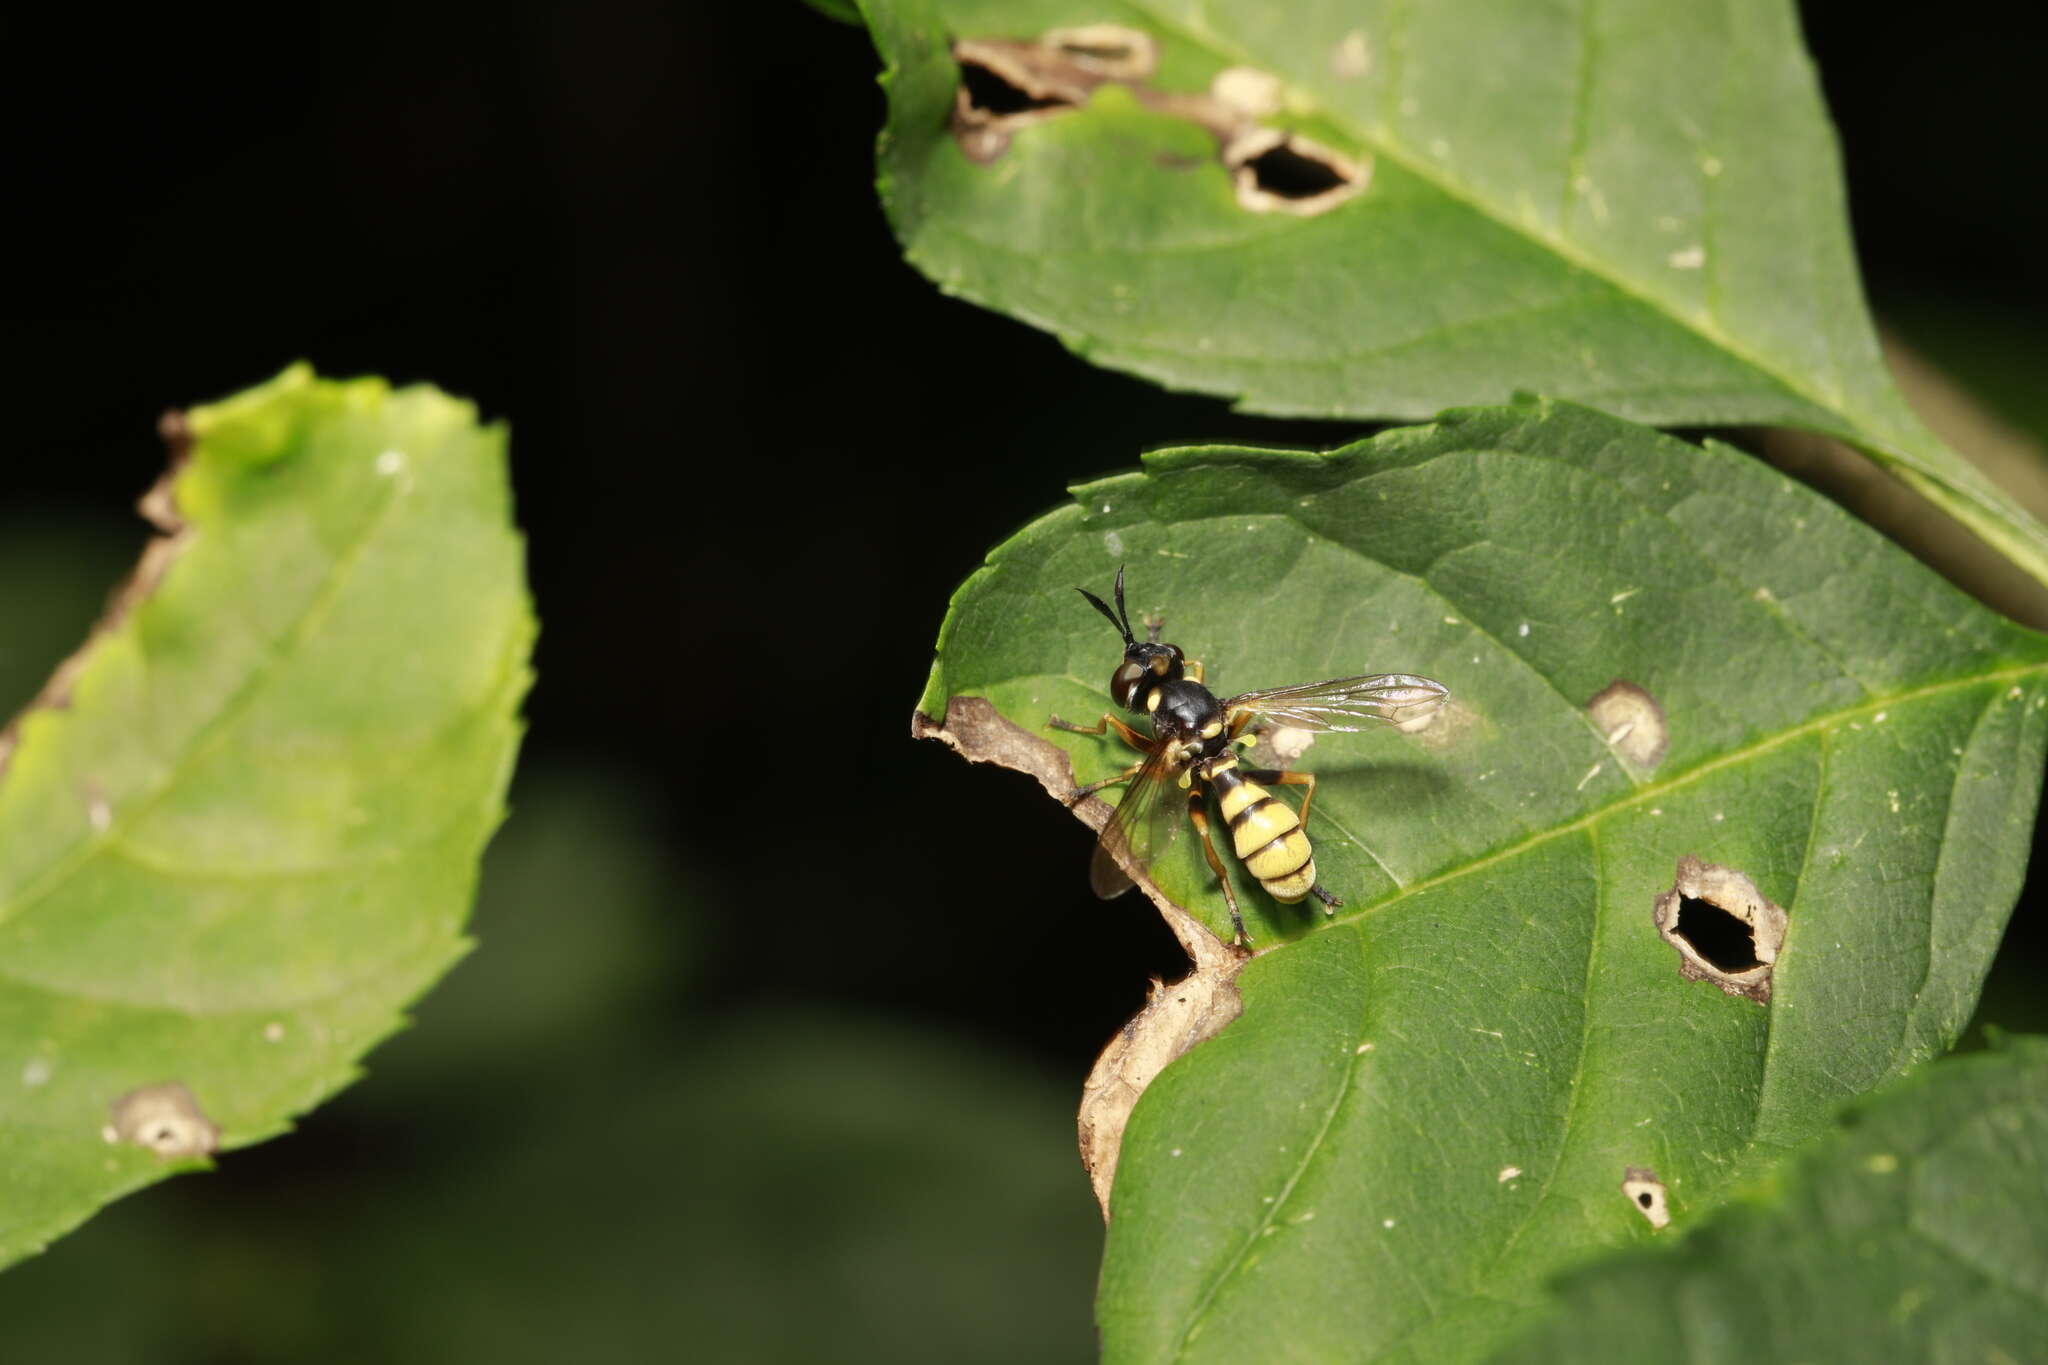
left=1226, top=672, right=1450, bottom=733
left=1089, top=742, right=1185, bottom=899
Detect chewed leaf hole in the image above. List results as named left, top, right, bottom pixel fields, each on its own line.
left=959, top=59, right=1073, bottom=117
left=1674, top=895, right=1762, bottom=972
left=1244, top=142, right=1347, bottom=198
left=948, top=39, right=1102, bottom=164
left=1621, top=1167, right=1671, bottom=1229
left=106, top=1082, right=220, bottom=1160
left=1653, top=857, right=1788, bottom=1005
left=1224, top=130, right=1367, bottom=216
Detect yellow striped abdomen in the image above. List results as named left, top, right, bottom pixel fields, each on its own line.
left=1219, top=778, right=1317, bottom=904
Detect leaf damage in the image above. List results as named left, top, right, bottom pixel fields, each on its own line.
left=948, top=25, right=1364, bottom=214
left=1620, top=1165, right=1671, bottom=1230
left=106, top=1081, right=220, bottom=1160
left=1586, top=679, right=1669, bottom=771
left=0, top=412, right=194, bottom=785
left=1079, top=956, right=1241, bottom=1220
left=911, top=695, right=1244, bottom=1216
left=1653, top=856, right=1788, bottom=1004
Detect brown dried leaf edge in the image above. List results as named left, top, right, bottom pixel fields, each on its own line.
left=912, top=696, right=1245, bottom=1218
left=0, top=414, right=193, bottom=780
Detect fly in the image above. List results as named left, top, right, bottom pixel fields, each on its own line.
left=1048, top=566, right=1448, bottom=946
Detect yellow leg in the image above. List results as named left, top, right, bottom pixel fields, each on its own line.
left=1048, top=711, right=1150, bottom=753
left=1049, top=712, right=1156, bottom=802
left=1071, top=758, right=1146, bottom=802
left=1184, top=658, right=1205, bottom=684
left=1186, top=790, right=1249, bottom=946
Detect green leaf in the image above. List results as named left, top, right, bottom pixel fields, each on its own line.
left=0, top=365, right=532, bottom=1268
left=912, top=399, right=2048, bottom=1363
left=1485, top=1037, right=2048, bottom=1365
left=862, top=0, right=2048, bottom=587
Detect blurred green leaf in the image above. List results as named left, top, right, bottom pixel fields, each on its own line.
left=0, top=365, right=533, bottom=1268
left=914, top=399, right=2048, bottom=1362
left=861, top=0, right=2048, bottom=586
left=0, top=1008, right=1102, bottom=1365
left=1486, top=1037, right=2048, bottom=1365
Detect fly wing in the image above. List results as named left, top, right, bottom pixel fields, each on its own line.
left=1226, top=672, right=1449, bottom=733
left=1088, top=743, right=1185, bottom=899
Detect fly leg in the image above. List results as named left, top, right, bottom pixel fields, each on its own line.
left=1048, top=712, right=1154, bottom=802
left=1185, top=786, right=1249, bottom=946
left=1243, top=767, right=1344, bottom=913
left=1048, top=712, right=1150, bottom=750
left=1068, top=759, right=1144, bottom=804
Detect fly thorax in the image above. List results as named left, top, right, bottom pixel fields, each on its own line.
left=1154, top=678, right=1223, bottom=736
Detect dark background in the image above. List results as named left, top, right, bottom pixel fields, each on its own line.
left=0, top=3, right=2042, bottom=1360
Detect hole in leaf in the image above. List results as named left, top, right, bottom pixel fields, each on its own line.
left=1652, top=857, right=1788, bottom=1005
left=958, top=59, right=1074, bottom=118
left=108, top=1081, right=221, bottom=1159
left=1622, top=1166, right=1671, bottom=1229
left=1674, top=894, right=1763, bottom=972
left=948, top=39, right=1101, bottom=165
left=1243, top=141, right=1348, bottom=199
left=1223, top=130, right=1367, bottom=216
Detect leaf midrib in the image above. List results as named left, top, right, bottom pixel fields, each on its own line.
left=1035, top=661, right=2044, bottom=942
left=1326, top=663, right=2042, bottom=936
left=1168, top=925, right=1368, bottom=1361
left=1159, top=671, right=2037, bottom=1361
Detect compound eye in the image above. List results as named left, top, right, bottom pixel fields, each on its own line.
left=1112, top=661, right=1146, bottom=707
left=1168, top=644, right=1185, bottom=662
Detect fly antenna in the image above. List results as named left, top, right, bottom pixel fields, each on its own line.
left=1112, top=564, right=1136, bottom=638
left=1075, top=570, right=1134, bottom=644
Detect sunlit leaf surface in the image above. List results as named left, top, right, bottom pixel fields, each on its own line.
left=0, top=367, right=532, bottom=1267
left=914, top=399, right=2048, bottom=1363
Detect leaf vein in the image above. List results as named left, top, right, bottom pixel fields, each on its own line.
left=0, top=476, right=408, bottom=931
left=1169, top=927, right=1368, bottom=1361
left=1479, top=824, right=1604, bottom=1277
left=1325, top=665, right=2040, bottom=937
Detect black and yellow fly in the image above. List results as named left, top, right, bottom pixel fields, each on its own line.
left=1049, top=566, right=1448, bottom=946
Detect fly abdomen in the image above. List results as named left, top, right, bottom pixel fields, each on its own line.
left=1213, top=759, right=1317, bottom=904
